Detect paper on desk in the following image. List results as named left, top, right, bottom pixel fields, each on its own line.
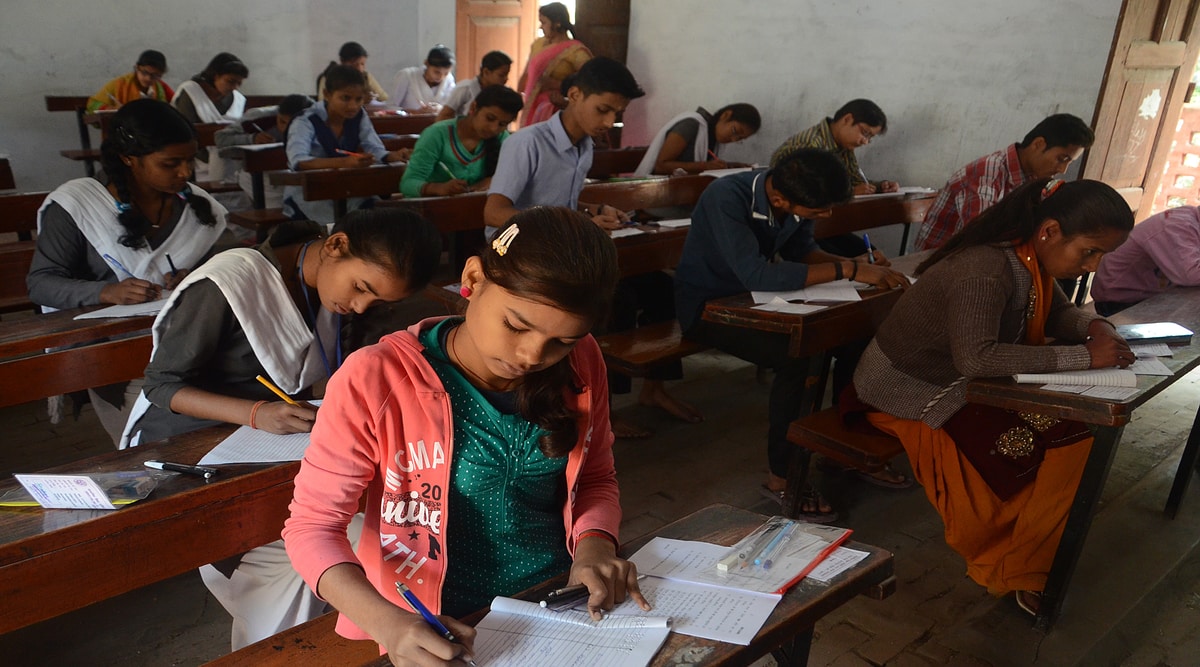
left=199, top=404, right=322, bottom=465
left=753, top=298, right=825, bottom=315
left=74, top=296, right=170, bottom=319
left=852, top=186, right=937, bottom=201
left=802, top=280, right=862, bottom=302
left=655, top=218, right=691, bottom=228
left=806, top=547, right=871, bottom=583
left=232, top=142, right=283, bottom=151
left=1081, top=386, right=1139, bottom=400
left=752, top=289, right=807, bottom=304
left=629, top=535, right=840, bottom=595
left=699, top=166, right=756, bottom=178
left=609, top=227, right=644, bottom=239
left=608, top=576, right=777, bottom=645
left=1040, top=384, right=1088, bottom=394
left=1132, top=343, right=1173, bottom=357
left=1129, top=357, right=1172, bottom=376
left=13, top=474, right=116, bottom=509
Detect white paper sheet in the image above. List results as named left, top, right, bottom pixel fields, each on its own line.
left=851, top=186, right=937, bottom=201
left=610, top=227, right=645, bottom=239
left=14, top=474, right=115, bottom=509
left=198, top=405, right=322, bottom=465
left=1081, top=386, right=1140, bottom=400
left=1131, top=343, right=1173, bottom=358
left=1129, top=357, right=1172, bottom=376
left=74, top=297, right=170, bottom=319
left=800, top=280, right=862, bottom=302
left=751, top=289, right=808, bottom=304
left=1039, top=384, right=1089, bottom=394
left=806, top=547, right=871, bottom=583
left=654, top=218, right=691, bottom=228
left=472, top=597, right=670, bottom=666
left=752, top=298, right=826, bottom=315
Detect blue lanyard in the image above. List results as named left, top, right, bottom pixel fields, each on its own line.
left=297, top=240, right=343, bottom=377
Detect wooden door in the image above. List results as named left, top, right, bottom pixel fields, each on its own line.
left=1083, top=0, right=1200, bottom=218
left=573, top=0, right=630, bottom=62
left=455, top=0, right=540, bottom=90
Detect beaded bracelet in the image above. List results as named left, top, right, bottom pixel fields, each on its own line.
left=849, top=262, right=859, bottom=281
left=578, top=529, right=619, bottom=548
left=249, top=400, right=268, bottom=429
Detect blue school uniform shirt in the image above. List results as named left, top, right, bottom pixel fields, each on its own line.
left=284, top=103, right=390, bottom=223
left=674, top=169, right=821, bottom=330
left=487, top=111, right=593, bottom=234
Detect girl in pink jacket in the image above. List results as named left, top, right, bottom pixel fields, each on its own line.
left=284, top=207, right=650, bottom=664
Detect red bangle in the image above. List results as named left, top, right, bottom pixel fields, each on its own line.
left=578, top=529, right=619, bottom=548
left=249, top=400, right=267, bottom=429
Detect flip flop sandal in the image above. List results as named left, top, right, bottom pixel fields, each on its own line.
left=758, top=484, right=786, bottom=507
left=796, top=487, right=840, bottom=524
left=853, top=465, right=915, bottom=490
left=1015, top=590, right=1041, bottom=617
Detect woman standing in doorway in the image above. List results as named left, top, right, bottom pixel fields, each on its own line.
left=517, top=2, right=592, bottom=127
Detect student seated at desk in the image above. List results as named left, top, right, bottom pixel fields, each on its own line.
left=285, top=66, right=410, bottom=224
left=633, top=103, right=760, bottom=176
left=123, top=210, right=442, bottom=649
left=400, top=85, right=522, bottom=198
left=28, top=99, right=229, bottom=443
left=86, top=49, right=174, bottom=112
left=215, top=94, right=314, bottom=210
left=392, top=44, right=456, bottom=113
left=914, top=113, right=1094, bottom=251
left=318, top=41, right=388, bottom=103
left=1090, top=205, right=1200, bottom=315
left=850, top=178, right=1132, bottom=616
left=283, top=209, right=651, bottom=661
left=436, top=50, right=513, bottom=122
left=674, top=149, right=911, bottom=522
left=486, top=58, right=699, bottom=437
left=172, top=52, right=250, bottom=182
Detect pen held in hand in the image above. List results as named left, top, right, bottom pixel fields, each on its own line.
left=396, top=582, right=477, bottom=666
left=437, top=161, right=457, bottom=180
left=166, top=253, right=179, bottom=277
left=862, top=233, right=876, bottom=264
left=255, top=375, right=300, bottom=406
left=102, top=253, right=139, bottom=281
left=336, top=148, right=370, bottom=159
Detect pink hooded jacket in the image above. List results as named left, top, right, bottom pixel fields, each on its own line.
left=282, top=317, right=621, bottom=640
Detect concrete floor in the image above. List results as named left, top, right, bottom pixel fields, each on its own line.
left=1, top=293, right=1199, bottom=666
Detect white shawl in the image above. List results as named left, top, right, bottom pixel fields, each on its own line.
left=634, top=110, right=710, bottom=177
left=172, top=80, right=246, bottom=123
left=119, top=247, right=332, bottom=448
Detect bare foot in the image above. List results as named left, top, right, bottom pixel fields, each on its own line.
left=611, top=415, right=653, bottom=439
left=638, top=381, right=703, bottom=423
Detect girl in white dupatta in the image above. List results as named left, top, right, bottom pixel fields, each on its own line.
left=172, top=52, right=248, bottom=181
left=633, top=103, right=761, bottom=177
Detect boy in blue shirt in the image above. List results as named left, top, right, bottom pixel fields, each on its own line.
left=485, top=58, right=701, bottom=437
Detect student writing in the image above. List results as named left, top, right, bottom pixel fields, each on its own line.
left=86, top=49, right=174, bottom=112
left=318, top=41, right=389, bottom=103
left=400, top=85, right=523, bottom=198
left=392, top=45, right=456, bottom=113
left=283, top=208, right=651, bottom=663
left=436, top=50, right=513, bottom=122
left=634, top=103, right=760, bottom=176
left=850, top=178, right=1133, bottom=617
left=284, top=66, right=409, bottom=224
left=123, top=210, right=443, bottom=649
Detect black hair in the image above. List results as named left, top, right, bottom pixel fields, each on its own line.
left=472, top=86, right=524, bottom=177
left=99, top=99, right=218, bottom=248
left=713, top=103, right=761, bottom=133
left=278, top=94, right=314, bottom=118
left=767, top=148, right=854, bottom=209
left=478, top=207, right=619, bottom=457
left=480, top=50, right=513, bottom=71
left=322, top=64, right=367, bottom=94
left=833, top=99, right=887, bottom=133
left=338, top=41, right=369, bottom=62
left=917, top=178, right=1133, bottom=274
left=427, top=44, right=455, bottom=68
left=331, top=208, right=442, bottom=290
left=199, top=52, right=248, bottom=83
left=539, top=2, right=574, bottom=38
left=136, top=50, right=167, bottom=73
left=570, top=56, right=645, bottom=100
left=1019, top=113, right=1095, bottom=150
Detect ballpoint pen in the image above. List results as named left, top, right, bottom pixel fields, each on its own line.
left=102, top=253, right=138, bottom=281
left=144, top=460, right=218, bottom=479
left=539, top=583, right=588, bottom=607
left=166, top=254, right=179, bottom=277
left=396, top=582, right=477, bottom=666
left=862, top=233, right=876, bottom=264
left=255, top=375, right=300, bottom=406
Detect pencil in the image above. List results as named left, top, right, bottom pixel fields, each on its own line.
left=336, top=149, right=370, bottom=159
left=707, top=149, right=719, bottom=161
left=256, top=375, right=300, bottom=405
left=436, top=161, right=457, bottom=180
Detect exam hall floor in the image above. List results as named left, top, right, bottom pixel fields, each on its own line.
left=1, top=299, right=1199, bottom=665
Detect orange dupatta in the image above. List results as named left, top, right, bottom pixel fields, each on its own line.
left=1014, top=239, right=1052, bottom=345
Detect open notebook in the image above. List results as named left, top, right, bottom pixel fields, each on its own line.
left=1013, top=369, right=1137, bottom=387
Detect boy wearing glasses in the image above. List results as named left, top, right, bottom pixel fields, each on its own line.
left=87, top=50, right=174, bottom=112
left=771, top=98, right=897, bottom=196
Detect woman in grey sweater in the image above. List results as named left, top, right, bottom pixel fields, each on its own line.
left=852, top=178, right=1134, bottom=616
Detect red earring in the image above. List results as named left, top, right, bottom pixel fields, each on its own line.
left=459, top=285, right=472, bottom=298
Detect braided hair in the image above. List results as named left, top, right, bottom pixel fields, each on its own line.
left=100, top=99, right=218, bottom=248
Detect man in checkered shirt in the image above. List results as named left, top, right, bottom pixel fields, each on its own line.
left=914, top=114, right=1094, bottom=251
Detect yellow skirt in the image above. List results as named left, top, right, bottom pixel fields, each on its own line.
left=866, top=411, right=1092, bottom=595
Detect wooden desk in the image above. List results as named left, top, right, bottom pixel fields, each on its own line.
left=0, top=191, right=46, bottom=240
left=589, top=146, right=649, bottom=178
left=0, top=308, right=154, bottom=408
left=86, top=114, right=226, bottom=149
left=46, top=96, right=94, bottom=175
left=269, top=165, right=407, bottom=219
left=205, top=504, right=895, bottom=667
left=818, top=193, right=937, bottom=253
left=965, top=286, right=1200, bottom=629
left=369, top=113, right=438, bottom=136
left=0, top=158, right=13, bottom=191
left=0, top=425, right=300, bottom=634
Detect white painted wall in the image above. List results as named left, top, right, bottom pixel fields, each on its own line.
left=0, top=0, right=455, bottom=191
left=625, top=0, right=1123, bottom=250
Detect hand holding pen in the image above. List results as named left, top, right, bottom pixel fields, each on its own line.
left=251, top=375, right=318, bottom=435
left=396, top=582, right=478, bottom=666
left=98, top=254, right=161, bottom=304
left=336, top=148, right=375, bottom=168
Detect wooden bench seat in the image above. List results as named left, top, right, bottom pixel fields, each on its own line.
left=195, top=180, right=244, bottom=195
left=228, top=208, right=290, bottom=241
left=784, top=407, right=904, bottom=516
left=203, top=612, right=379, bottom=667
left=596, top=320, right=708, bottom=377
left=0, top=241, right=36, bottom=314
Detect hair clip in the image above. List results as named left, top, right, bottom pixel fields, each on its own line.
left=177, top=185, right=192, bottom=200
left=114, top=200, right=132, bottom=213
left=1041, top=179, right=1064, bottom=200
left=491, top=225, right=520, bottom=256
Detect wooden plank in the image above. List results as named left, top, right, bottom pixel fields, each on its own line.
left=1126, top=39, right=1187, bottom=68
left=0, top=192, right=47, bottom=238
left=369, top=114, right=439, bottom=136
left=0, top=159, right=14, bottom=191
left=0, top=307, right=153, bottom=357
left=0, top=335, right=152, bottom=408
left=0, top=242, right=35, bottom=313
left=44, top=96, right=89, bottom=112
left=815, top=193, right=935, bottom=240
left=588, top=147, right=648, bottom=178
left=268, top=165, right=406, bottom=201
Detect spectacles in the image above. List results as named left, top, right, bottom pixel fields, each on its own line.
left=136, top=67, right=164, bottom=81
left=856, top=123, right=880, bottom=144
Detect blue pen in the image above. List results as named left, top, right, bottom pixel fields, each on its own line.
left=397, top=582, right=478, bottom=666
left=102, top=253, right=138, bottom=281
left=862, top=233, right=876, bottom=264
left=754, top=521, right=795, bottom=567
